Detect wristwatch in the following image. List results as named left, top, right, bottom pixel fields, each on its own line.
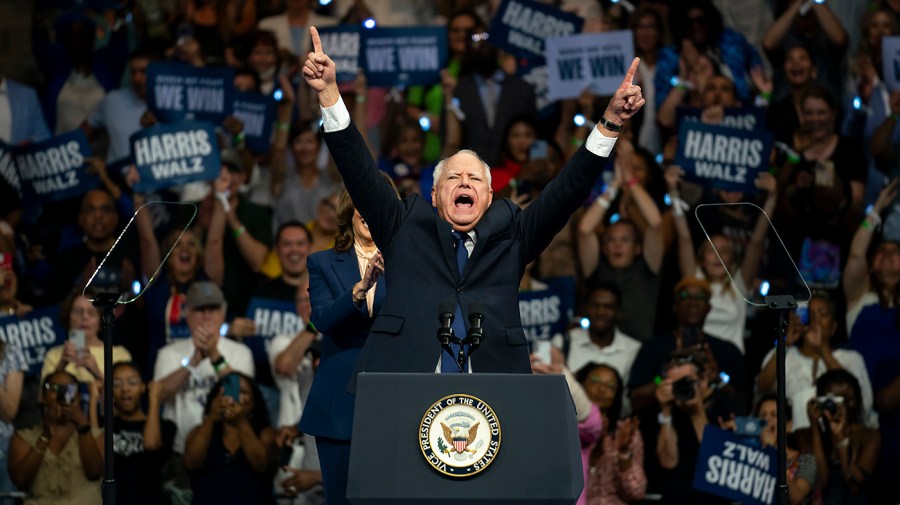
left=598, top=115, right=623, bottom=132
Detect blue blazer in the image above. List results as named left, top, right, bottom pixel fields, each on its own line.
left=322, top=118, right=608, bottom=380
left=299, top=248, right=385, bottom=440
left=5, top=79, right=50, bottom=144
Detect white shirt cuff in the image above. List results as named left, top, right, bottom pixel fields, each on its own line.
left=320, top=96, right=351, bottom=132
left=585, top=127, right=618, bottom=158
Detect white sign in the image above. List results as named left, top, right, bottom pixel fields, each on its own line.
left=546, top=30, right=634, bottom=101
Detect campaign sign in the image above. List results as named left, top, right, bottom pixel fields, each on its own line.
left=147, top=62, right=235, bottom=123
left=676, top=106, right=768, bottom=132
left=0, top=305, right=66, bottom=376
left=233, top=92, right=277, bottom=154
left=675, top=121, right=774, bottom=193
left=693, top=426, right=777, bottom=505
left=244, top=297, right=304, bottom=372
left=490, top=0, right=583, bottom=63
left=318, top=25, right=361, bottom=83
left=883, top=36, right=900, bottom=91
left=360, top=27, right=448, bottom=87
left=0, top=139, right=19, bottom=194
left=546, top=31, right=634, bottom=101
left=518, top=276, right=575, bottom=342
left=130, top=121, right=220, bottom=193
left=14, top=129, right=99, bottom=203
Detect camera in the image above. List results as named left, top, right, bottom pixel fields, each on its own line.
left=673, top=377, right=696, bottom=402
left=817, top=394, right=844, bottom=415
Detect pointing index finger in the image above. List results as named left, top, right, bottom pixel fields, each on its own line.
left=622, top=57, right=640, bottom=87
left=310, top=26, right=322, bottom=53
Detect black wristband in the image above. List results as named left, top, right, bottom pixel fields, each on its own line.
left=211, top=355, right=226, bottom=368
left=77, top=424, right=91, bottom=435
left=599, top=115, right=623, bottom=132
left=305, top=320, right=318, bottom=334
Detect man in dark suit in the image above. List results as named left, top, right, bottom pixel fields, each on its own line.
left=302, top=26, right=645, bottom=376
left=451, top=29, right=537, bottom=166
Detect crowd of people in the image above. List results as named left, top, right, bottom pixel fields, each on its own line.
left=0, top=0, right=899, bottom=504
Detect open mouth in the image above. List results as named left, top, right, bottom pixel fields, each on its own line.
left=454, top=194, right=474, bottom=208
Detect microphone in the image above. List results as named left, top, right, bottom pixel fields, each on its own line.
left=437, top=302, right=455, bottom=347
left=466, top=303, right=486, bottom=352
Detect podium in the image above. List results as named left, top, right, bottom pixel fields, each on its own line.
left=347, top=373, right=584, bottom=505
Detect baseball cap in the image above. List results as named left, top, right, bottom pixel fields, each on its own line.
left=185, top=281, right=225, bottom=309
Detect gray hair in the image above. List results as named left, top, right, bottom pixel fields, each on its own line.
left=432, top=149, right=492, bottom=189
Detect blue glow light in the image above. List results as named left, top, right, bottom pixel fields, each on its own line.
left=609, top=213, right=621, bottom=224
left=573, top=114, right=586, bottom=127
left=664, top=193, right=672, bottom=206
left=670, top=76, right=680, bottom=87
left=319, top=0, right=332, bottom=4
left=363, top=18, right=376, bottom=29
left=273, top=89, right=283, bottom=101
left=719, top=371, right=731, bottom=385
left=852, top=96, right=862, bottom=110
left=580, top=317, right=590, bottom=329
left=655, top=152, right=664, bottom=165
left=419, top=115, right=431, bottom=132
left=220, top=323, right=229, bottom=337
left=865, top=204, right=874, bottom=215
left=760, top=280, right=770, bottom=296
left=131, top=280, right=141, bottom=296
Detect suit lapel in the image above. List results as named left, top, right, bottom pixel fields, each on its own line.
left=331, top=252, right=361, bottom=292
left=435, top=217, right=460, bottom=284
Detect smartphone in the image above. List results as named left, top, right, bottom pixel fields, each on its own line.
left=534, top=340, right=552, bottom=364
left=733, top=416, right=765, bottom=438
left=529, top=140, right=548, bottom=160
left=69, top=329, right=86, bottom=351
left=223, top=374, right=240, bottom=402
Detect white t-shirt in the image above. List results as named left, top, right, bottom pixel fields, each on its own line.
left=699, top=269, right=748, bottom=354
left=153, top=338, right=255, bottom=453
left=268, top=333, right=315, bottom=428
left=759, top=346, right=876, bottom=431
left=558, top=327, right=642, bottom=384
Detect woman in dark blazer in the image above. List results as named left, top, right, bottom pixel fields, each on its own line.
left=299, top=182, right=394, bottom=505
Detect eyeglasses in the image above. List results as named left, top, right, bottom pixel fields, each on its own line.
left=677, top=291, right=710, bottom=301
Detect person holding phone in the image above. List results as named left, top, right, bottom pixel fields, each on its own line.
left=41, top=290, right=132, bottom=385
left=184, top=372, right=277, bottom=505
left=7, top=371, right=103, bottom=505
left=755, top=394, right=816, bottom=505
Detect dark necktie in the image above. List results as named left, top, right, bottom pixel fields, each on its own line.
left=442, top=231, right=469, bottom=373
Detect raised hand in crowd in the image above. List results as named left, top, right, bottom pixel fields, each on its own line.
left=228, top=317, right=257, bottom=340
left=85, top=158, right=122, bottom=199
left=140, top=109, right=158, bottom=128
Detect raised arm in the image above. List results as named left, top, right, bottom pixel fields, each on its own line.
left=844, top=180, right=897, bottom=306
left=665, top=166, right=697, bottom=278
left=303, top=26, right=403, bottom=250
left=762, top=0, right=803, bottom=52
left=741, top=173, right=777, bottom=287
left=520, top=58, right=645, bottom=263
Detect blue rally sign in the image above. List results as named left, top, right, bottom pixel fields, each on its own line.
left=0, top=305, right=66, bottom=376
left=360, top=27, right=448, bottom=87
left=675, top=121, right=774, bottom=193
left=244, top=297, right=304, bottom=376
left=693, top=426, right=777, bottom=505
left=147, top=62, right=235, bottom=123
left=233, top=92, right=277, bottom=154
left=0, top=139, right=20, bottom=194
left=518, top=276, right=575, bottom=342
left=676, top=106, right=769, bottom=132
left=14, top=129, right=99, bottom=203
left=318, top=25, right=361, bottom=84
left=489, top=0, right=583, bottom=63
left=130, top=121, right=221, bottom=193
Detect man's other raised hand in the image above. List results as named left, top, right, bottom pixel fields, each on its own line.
left=302, top=26, right=340, bottom=107
left=602, top=57, right=646, bottom=131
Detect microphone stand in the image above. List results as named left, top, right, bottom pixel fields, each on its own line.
left=763, top=294, right=795, bottom=505
left=92, top=291, right=122, bottom=505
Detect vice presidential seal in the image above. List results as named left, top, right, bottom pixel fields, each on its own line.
left=419, top=394, right=501, bottom=477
